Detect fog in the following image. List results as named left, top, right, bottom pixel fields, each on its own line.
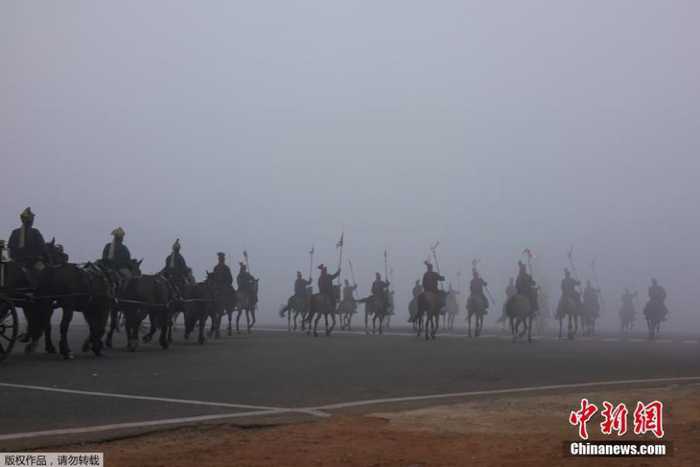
left=2, top=1, right=699, bottom=332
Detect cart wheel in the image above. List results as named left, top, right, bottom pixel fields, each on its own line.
left=0, top=300, right=19, bottom=362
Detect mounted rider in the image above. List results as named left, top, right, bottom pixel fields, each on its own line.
left=317, top=264, right=340, bottom=309
left=237, top=262, right=258, bottom=303
left=8, top=207, right=48, bottom=286
left=371, top=272, right=390, bottom=309
left=583, top=280, right=600, bottom=313
left=342, top=279, right=357, bottom=304
left=515, top=261, right=538, bottom=311
left=100, top=227, right=133, bottom=291
left=646, top=278, right=668, bottom=320
left=212, top=252, right=233, bottom=288
left=469, top=268, right=489, bottom=310
left=162, top=238, right=191, bottom=294
left=295, top=271, right=312, bottom=298
left=412, top=279, right=423, bottom=299
left=422, top=261, right=445, bottom=308
left=561, top=268, right=581, bottom=305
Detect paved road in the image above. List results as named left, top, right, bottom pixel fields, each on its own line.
left=1, top=326, right=698, bottom=448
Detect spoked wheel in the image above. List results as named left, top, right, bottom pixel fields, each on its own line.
left=0, top=299, right=19, bottom=362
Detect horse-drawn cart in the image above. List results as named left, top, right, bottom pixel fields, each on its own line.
left=0, top=293, right=19, bottom=362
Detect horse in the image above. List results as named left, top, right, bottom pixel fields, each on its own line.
left=416, top=291, right=443, bottom=340
left=0, top=258, right=54, bottom=355
left=336, top=297, right=356, bottom=331
left=505, top=293, right=536, bottom=343
left=643, top=298, right=667, bottom=340
left=107, top=260, right=175, bottom=351
left=306, top=293, right=336, bottom=337
left=181, top=279, right=217, bottom=344
left=408, top=296, right=421, bottom=332
left=357, top=295, right=389, bottom=335
left=581, top=294, right=600, bottom=337
left=234, top=280, right=258, bottom=334
left=445, top=291, right=459, bottom=332
left=42, top=241, right=113, bottom=359
left=280, top=294, right=310, bottom=332
left=466, top=294, right=488, bottom=337
left=619, top=302, right=635, bottom=336
left=556, top=294, right=582, bottom=340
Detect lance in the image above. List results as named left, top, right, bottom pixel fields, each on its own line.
left=522, top=248, right=535, bottom=276
left=308, top=245, right=314, bottom=281
left=430, top=241, right=444, bottom=290
left=567, top=245, right=580, bottom=282
left=348, top=259, right=357, bottom=285
left=591, top=258, right=605, bottom=308
left=384, top=249, right=389, bottom=283
left=336, top=232, right=344, bottom=284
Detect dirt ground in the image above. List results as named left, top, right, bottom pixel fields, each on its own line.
left=62, top=384, right=699, bottom=466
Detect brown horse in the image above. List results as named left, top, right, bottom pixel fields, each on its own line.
left=416, top=291, right=443, bottom=340
left=107, top=260, right=175, bottom=351
left=357, top=295, right=388, bottom=335
left=643, top=298, right=667, bottom=340
left=466, top=294, right=487, bottom=337
left=306, top=293, right=336, bottom=337
left=42, top=241, right=112, bottom=358
left=181, top=280, right=217, bottom=344
left=505, top=293, right=536, bottom=343
left=234, top=281, right=258, bottom=334
left=556, top=295, right=582, bottom=340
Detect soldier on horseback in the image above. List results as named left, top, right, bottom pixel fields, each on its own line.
left=342, top=279, right=357, bottom=303
left=469, top=268, right=489, bottom=311
left=646, top=278, right=668, bottom=320
left=100, top=227, right=134, bottom=291
left=295, top=271, right=312, bottom=298
left=583, top=280, right=600, bottom=313
left=8, top=207, right=48, bottom=285
left=561, top=269, right=581, bottom=305
left=317, top=264, right=340, bottom=309
left=212, top=252, right=233, bottom=288
left=237, top=262, right=258, bottom=302
left=412, top=279, right=423, bottom=299
left=515, top=261, right=538, bottom=311
left=371, top=272, right=390, bottom=309
left=162, top=239, right=191, bottom=294
left=422, top=261, right=445, bottom=308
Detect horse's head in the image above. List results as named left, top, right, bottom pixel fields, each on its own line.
left=45, top=237, right=69, bottom=265
left=129, top=258, right=144, bottom=277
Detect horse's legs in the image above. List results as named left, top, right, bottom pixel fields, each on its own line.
left=328, top=310, right=335, bottom=335
left=467, top=311, right=472, bottom=337
left=58, top=308, right=75, bottom=359
left=198, top=310, right=206, bottom=345
left=365, top=310, right=370, bottom=335
left=528, top=315, right=534, bottom=343
left=158, top=310, right=170, bottom=349
left=125, top=311, right=139, bottom=351
left=248, top=308, right=256, bottom=332
left=313, top=312, right=322, bottom=337
left=44, top=308, right=57, bottom=354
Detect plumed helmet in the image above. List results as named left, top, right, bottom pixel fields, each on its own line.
left=111, top=227, right=125, bottom=238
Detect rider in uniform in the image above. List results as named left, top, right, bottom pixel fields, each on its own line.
left=583, top=280, right=600, bottom=313
left=469, top=268, right=489, bottom=310
left=8, top=207, right=47, bottom=284
left=237, top=262, right=258, bottom=302
left=422, top=261, right=445, bottom=308
left=515, top=261, right=538, bottom=311
left=101, top=227, right=133, bottom=290
left=212, top=252, right=233, bottom=288
left=646, top=278, right=668, bottom=320
left=162, top=239, right=190, bottom=294
left=561, top=269, right=581, bottom=305
left=342, top=279, right=357, bottom=304
left=295, top=271, right=312, bottom=298
left=371, top=272, right=390, bottom=309
left=412, top=279, right=423, bottom=299
left=317, top=264, right=340, bottom=309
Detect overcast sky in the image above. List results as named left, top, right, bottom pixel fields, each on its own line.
left=2, top=1, right=698, bottom=331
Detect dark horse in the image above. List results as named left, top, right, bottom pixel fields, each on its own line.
left=181, top=278, right=217, bottom=345
left=42, top=241, right=113, bottom=359
left=643, top=298, right=667, bottom=341
left=234, top=281, right=258, bottom=334
left=106, top=260, right=175, bottom=351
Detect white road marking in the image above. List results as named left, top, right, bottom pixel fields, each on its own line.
left=3, top=376, right=699, bottom=442
left=0, top=409, right=284, bottom=442
left=0, top=382, right=280, bottom=411
left=602, top=338, right=620, bottom=342
left=310, top=376, right=700, bottom=410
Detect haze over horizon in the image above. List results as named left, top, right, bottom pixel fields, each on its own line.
left=2, top=1, right=699, bottom=332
